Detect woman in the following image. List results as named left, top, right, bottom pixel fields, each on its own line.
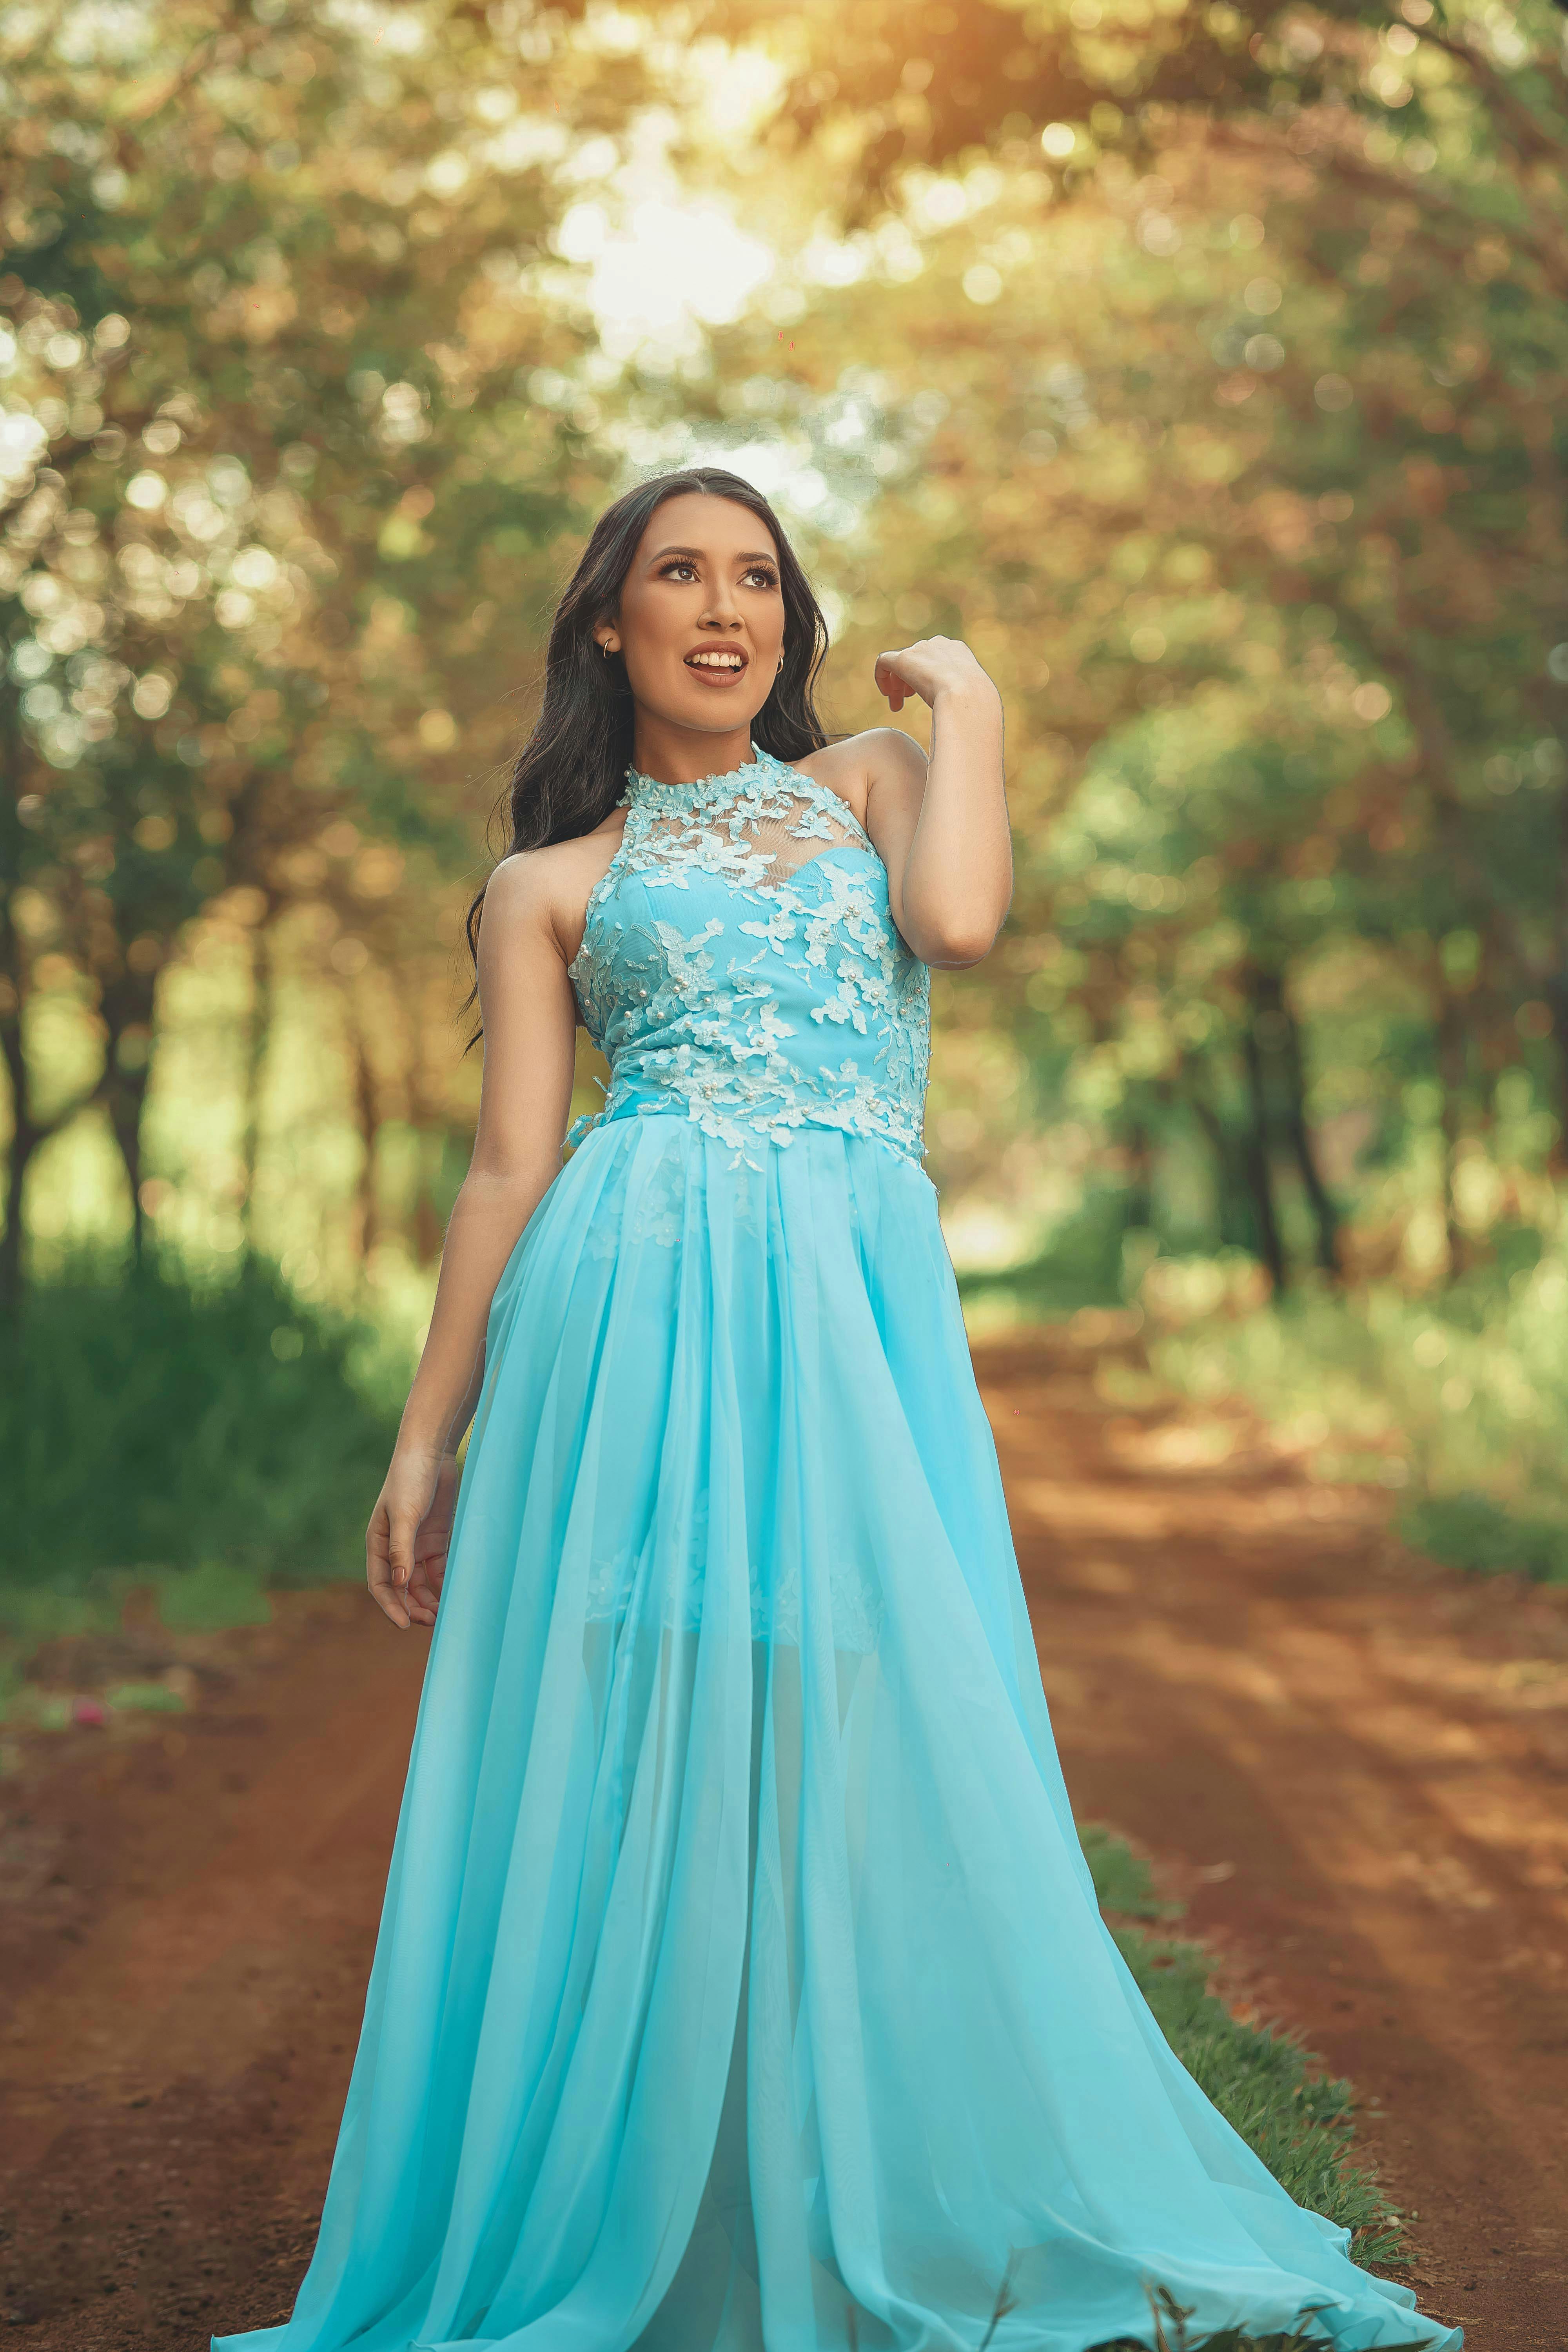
left=214, top=469, right=1458, bottom=2352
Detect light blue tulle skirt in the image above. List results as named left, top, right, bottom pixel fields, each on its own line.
left=213, top=1113, right=1459, bottom=2352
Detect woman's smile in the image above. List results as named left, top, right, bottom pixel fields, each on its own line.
left=683, top=642, right=751, bottom=683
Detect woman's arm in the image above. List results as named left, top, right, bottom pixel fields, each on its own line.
left=365, top=853, right=579, bottom=1629
left=851, top=637, right=1011, bottom=969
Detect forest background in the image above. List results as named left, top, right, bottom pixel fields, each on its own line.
left=4, top=0, right=1568, bottom=1633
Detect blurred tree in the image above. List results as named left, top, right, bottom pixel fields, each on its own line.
left=676, top=0, right=1567, bottom=1278
left=9, top=0, right=1564, bottom=1303
left=1, top=0, right=648, bottom=1305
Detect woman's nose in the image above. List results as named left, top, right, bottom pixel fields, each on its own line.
left=701, top=583, right=742, bottom=625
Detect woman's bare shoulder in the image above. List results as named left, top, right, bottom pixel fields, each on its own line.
left=483, top=818, right=628, bottom=964
left=790, top=729, right=927, bottom=822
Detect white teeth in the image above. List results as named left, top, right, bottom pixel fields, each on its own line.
left=688, top=652, right=744, bottom=668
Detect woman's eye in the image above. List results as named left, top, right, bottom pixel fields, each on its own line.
left=745, top=568, right=779, bottom=588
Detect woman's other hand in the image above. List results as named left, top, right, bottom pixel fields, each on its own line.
left=367, top=1449, right=459, bottom=1630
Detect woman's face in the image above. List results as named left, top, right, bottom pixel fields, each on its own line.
left=599, top=492, right=786, bottom=735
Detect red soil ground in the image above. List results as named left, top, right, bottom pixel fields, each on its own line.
left=2, top=1327, right=1565, bottom=2348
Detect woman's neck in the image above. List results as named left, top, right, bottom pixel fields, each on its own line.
left=626, top=716, right=759, bottom=790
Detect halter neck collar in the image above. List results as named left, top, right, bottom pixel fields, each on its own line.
left=621, top=741, right=778, bottom=803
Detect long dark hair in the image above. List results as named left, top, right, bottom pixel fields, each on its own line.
left=465, top=468, right=832, bottom=992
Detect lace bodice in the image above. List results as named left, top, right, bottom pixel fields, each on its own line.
left=566, top=744, right=931, bottom=1171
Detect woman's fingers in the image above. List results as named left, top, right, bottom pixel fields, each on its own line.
left=366, top=1454, right=451, bottom=1631
left=873, top=649, right=910, bottom=710
left=388, top=1506, right=418, bottom=1590
left=405, top=1559, right=441, bottom=1624
left=399, top=1546, right=444, bottom=1627
left=365, top=1495, right=412, bottom=1629
left=365, top=1500, right=390, bottom=1586
left=875, top=636, right=978, bottom=715
left=875, top=641, right=942, bottom=711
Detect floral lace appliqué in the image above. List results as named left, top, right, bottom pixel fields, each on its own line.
left=567, top=745, right=931, bottom=1172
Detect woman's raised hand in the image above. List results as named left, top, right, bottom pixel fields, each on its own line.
left=873, top=635, right=999, bottom=715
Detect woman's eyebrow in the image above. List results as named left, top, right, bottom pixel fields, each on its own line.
left=648, top=543, right=779, bottom=565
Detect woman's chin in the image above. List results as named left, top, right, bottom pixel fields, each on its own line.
left=643, top=681, right=771, bottom=732
left=680, top=670, right=758, bottom=705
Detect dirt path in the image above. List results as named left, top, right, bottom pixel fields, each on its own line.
left=2, top=1329, right=1566, bottom=2348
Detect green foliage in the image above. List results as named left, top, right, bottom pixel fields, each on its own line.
left=103, top=1678, right=187, bottom=1713
left=679, top=0, right=1568, bottom=1272
left=1145, top=1234, right=1568, bottom=1579
left=1080, top=1824, right=1407, bottom=2269
left=155, top=1556, right=274, bottom=1628
left=957, top=1184, right=1137, bottom=1316
left=2, top=1256, right=401, bottom=1589
left=0, top=0, right=647, bottom=1300
left=1399, top=1489, right=1568, bottom=1586
left=8, top=0, right=1568, bottom=1324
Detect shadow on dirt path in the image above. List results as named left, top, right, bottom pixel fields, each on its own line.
left=1, top=1328, right=1564, bottom=2347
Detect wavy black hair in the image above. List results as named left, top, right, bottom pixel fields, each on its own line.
left=465, top=467, right=832, bottom=996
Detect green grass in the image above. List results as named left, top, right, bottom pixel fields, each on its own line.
left=1131, top=1230, right=1568, bottom=1585
left=1082, top=2314, right=1436, bottom=2352
left=2, top=1256, right=403, bottom=1631
left=1078, top=1824, right=1408, bottom=2270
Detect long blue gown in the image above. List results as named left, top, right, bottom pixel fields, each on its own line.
left=213, top=746, right=1459, bottom=2352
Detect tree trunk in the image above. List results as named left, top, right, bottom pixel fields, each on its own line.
left=97, top=964, right=160, bottom=1271
left=1240, top=978, right=1289, bottom=1296
left=1184, top=1069, right=1251, bottom=1255
left=0, top=1014, right=36, bottom=1319
left=1274, top=983, right=1339, bottom=1277
left=352, top=1016, right=379, bottom=1269
left=241, top=924, right=273, bottom=1252
left=0, top=692, right=30, bottom=1314
left=0, top=1005, right=107, bottom=1313
left=413, top=1127, right=445, bottom=1265
left=105, top=1057, right=152, bottom=1268
left=1546, top=774, right=1568, bottom=1168
left=1437, top=991, right=1468, bottom=1280
left=1120, top=1114, right=1154, bottom=1229
left=0, top=912, right=103, bottom=1315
